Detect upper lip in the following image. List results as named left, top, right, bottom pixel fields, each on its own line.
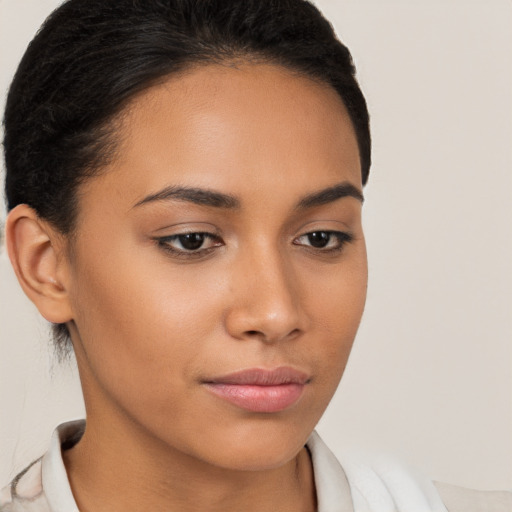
left=205, top=367, right=310, bottom=386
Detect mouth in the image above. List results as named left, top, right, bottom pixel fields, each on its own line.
left=203, top=367, right=310, bottom=413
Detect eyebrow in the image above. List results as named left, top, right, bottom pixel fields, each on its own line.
left=133, top=186, right=241, bottom=209
left=296, top=182, right=364, bottom=209
left=133, top=181, right=363, bottom=210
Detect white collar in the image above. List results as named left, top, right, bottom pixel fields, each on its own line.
left=41, top=421, right=82, bottom=512
left=307, top=430, right=354, bottom=511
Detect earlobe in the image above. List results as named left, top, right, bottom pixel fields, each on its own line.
left=5, top=204, right=73, bottom=324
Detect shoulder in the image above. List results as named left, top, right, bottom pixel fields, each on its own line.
left=434, top=481, right=512, bottom=512
left=0, top=459, right=51, bottom=512
left=1, top=420, right=84, bottom=512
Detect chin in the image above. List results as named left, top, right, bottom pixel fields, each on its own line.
left=189, top=418, right=314, bottom=472
left=210, top=443, right=304, bottom=472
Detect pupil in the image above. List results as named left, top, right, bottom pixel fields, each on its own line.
left=308, top=232, right=330, bottom=248
left=179, top=233, right=205, bottom=250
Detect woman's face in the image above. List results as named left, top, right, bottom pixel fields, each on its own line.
left=64, top=63, right=367, bottom=470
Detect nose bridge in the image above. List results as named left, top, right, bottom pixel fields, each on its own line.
left=226, top=238, right=302, bottom=342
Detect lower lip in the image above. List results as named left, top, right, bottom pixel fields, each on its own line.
left=204, top=383, right=305, bottom=413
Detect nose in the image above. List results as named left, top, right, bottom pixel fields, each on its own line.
left=224, top=245, right=305, bottom=344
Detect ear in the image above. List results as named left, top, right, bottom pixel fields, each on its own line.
left=5, top=204, right=73, bottom=324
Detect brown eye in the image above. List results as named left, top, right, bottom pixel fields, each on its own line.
left=307, top=231, right=331, bottom=248
left=156, top=232, right=223, bottom=257
left=294, top=230, right=353, bottom=252
left=177, top=233, right=207, bottom=251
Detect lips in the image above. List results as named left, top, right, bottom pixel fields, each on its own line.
left=203, top=367, right=310, bottom=413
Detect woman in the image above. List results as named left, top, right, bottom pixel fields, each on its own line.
left=1, top=1, right=510, bottom=511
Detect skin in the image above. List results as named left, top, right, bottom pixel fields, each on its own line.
left=7, top=63, right=367, bottom=512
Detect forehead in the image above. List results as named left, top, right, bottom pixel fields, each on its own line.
left=82, top=63, right=361, bottom=211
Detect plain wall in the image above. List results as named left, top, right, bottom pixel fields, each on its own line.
left=1, top=0, right=511, bottom=491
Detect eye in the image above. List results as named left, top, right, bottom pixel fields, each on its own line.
left=293, top=230, right=353, bottom=252
left=155, top=232, right=223, bottom=258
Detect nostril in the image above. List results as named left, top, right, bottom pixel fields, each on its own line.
left=243, top=328, right=302, bottom=342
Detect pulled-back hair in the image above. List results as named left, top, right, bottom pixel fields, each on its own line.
left=3, top=0, right=371, bottom=352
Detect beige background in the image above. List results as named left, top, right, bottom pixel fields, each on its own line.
left=1, top=0, right=511, bottom=491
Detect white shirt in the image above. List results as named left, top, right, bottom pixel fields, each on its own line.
left=1, top=420, right=511, bottom=512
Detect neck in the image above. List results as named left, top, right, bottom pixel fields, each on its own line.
left=63, top=410, right=317, bottom=512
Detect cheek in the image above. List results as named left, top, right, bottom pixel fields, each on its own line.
left=303, top=245, right=368, bottom=377
left=68, top=243, right=225, bottom=402
left=307, top=242, right=367, bottom=332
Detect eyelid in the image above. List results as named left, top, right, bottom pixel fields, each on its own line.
left=158, top=231, right=221, bottom=242
left=150, top=221, right=221, bottom=236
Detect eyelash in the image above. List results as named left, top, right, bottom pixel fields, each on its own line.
left=154, top=230, right=353, bottom=260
